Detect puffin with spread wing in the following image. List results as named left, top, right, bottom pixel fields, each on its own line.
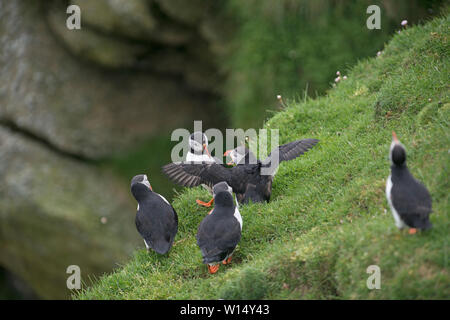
left=162, top=138, right=319, bottom=204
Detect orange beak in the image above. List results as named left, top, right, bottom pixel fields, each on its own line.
left=224, top=150, right=234, bottom=166
left=392, top=131, right=399, bottom=143
left=203, top=144, right=212, bottom=158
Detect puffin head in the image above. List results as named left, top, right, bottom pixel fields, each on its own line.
left=189, top=132, right=210, bottom=156
left=390, top=131, right=407, bottom=167
left=224, top=146, right=257, bottom=165
left=131, top=174, right=153, bottom=201
left=212, top=181, right=234, bottom=207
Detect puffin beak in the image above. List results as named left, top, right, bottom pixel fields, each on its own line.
left=203, top=144, right=212, bottom=158
left=224, top=150, right=234, bottom=166
left=392, top=131, right=399, bottom=143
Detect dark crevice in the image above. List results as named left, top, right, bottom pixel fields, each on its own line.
left=0, top=118, right=96, bottom=164
left=0, top=266, right=38, bottom=300
left=41, top=1, right=220, bottom=98
left=43, top=18, right=221, bottom=99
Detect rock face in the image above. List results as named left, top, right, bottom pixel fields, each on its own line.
left=0, top=127, right=141, bottom=299
left=0, top=0, right=231, bottom=298
left=0, top=0, right=228, bottom=160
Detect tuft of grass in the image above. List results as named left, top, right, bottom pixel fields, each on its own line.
left=76, top=15, right=449, bottom=300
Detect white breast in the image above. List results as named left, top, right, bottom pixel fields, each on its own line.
left=386, top=175, right=406, bottom=229
left=186, top=152, right=215, bottom=163
left=234, top=195, right=243, bottom=230
left=157, top=193, right=171, bottom=206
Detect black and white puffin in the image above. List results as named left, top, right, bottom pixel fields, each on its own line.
left=197, top=181, right=242, bottom=274
left=185, top=132, right=221, bottom=207
left=186, top=132, right=215, bottom=163
left=131, top=174, right=178, bottom=254
left=386, top=132, right=432, bottom=234
left=163, top=138, right=319, bottom=204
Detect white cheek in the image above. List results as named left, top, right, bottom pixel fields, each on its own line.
left=189, top=140, right=203, bottom=151
left=140, top=180, right=151, bottom=189
left=234, top=153, right=243, bottom=164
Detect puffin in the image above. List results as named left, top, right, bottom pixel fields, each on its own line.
left=163, top=138, right=319, bottom=204
left=131, top=174, right=178, bottom=254
left=197, top=181, right=242, bottom=274
left=386, top=132, right=432, bottom=234
left=186, top=132, right=214, bottom=163
left=185, top=132, right=220, bottom=207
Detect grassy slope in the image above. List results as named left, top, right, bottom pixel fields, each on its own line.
left=77, top=16, right=449, bottom=300
left=224, top=0, right=442, bottom=129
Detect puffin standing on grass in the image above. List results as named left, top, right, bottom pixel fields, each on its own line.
left=131, top=174, right=178, bottom=254
left=197, top=182, right=242, bottom=274
left=386, top=132, right=432, bottom=234
left=163, top=138, right=319, bottom=204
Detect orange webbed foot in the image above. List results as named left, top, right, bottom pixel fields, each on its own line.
left=196, top=198, right=214, bottom=208
left=222, top=256, right=232, bottom=265
left=207, top=264, right=220, bottom=274
left=409, top=228, right=417, bottom=235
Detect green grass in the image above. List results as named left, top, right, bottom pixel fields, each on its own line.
left=224, top=0, right=444, bottom=129
left=76, top=15, right=450, bottom=300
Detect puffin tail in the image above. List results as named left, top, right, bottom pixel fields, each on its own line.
left=421, top=219, right=432, bottom=231
left=152, top=239, right=173, bottom=255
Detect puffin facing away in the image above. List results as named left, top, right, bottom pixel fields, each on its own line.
left=163, top=138, right=319, bottom=204
left=386, top=132, right=432, bottom=234
left=197, top=182, right=242, bottom=274
left=131, top=174, right=178, bottom=254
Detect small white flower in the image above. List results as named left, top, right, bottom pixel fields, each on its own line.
left=335, top=76, right=341, bottom=83
left=343, top=76, right=347, bottom=80
left=101, top=217, right=108, bottom=224
left=276, top=95, right=282, bottom=100
left=401, top=20, right=408, bottom=27
left=336, top=71, right=341, bottom=76
left=377, top=51, right=382, bottom=57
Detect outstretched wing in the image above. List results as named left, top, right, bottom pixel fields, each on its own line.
left=261, top=138, right=319, bottom=175
left=162, top=162, right=233, bottom=189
